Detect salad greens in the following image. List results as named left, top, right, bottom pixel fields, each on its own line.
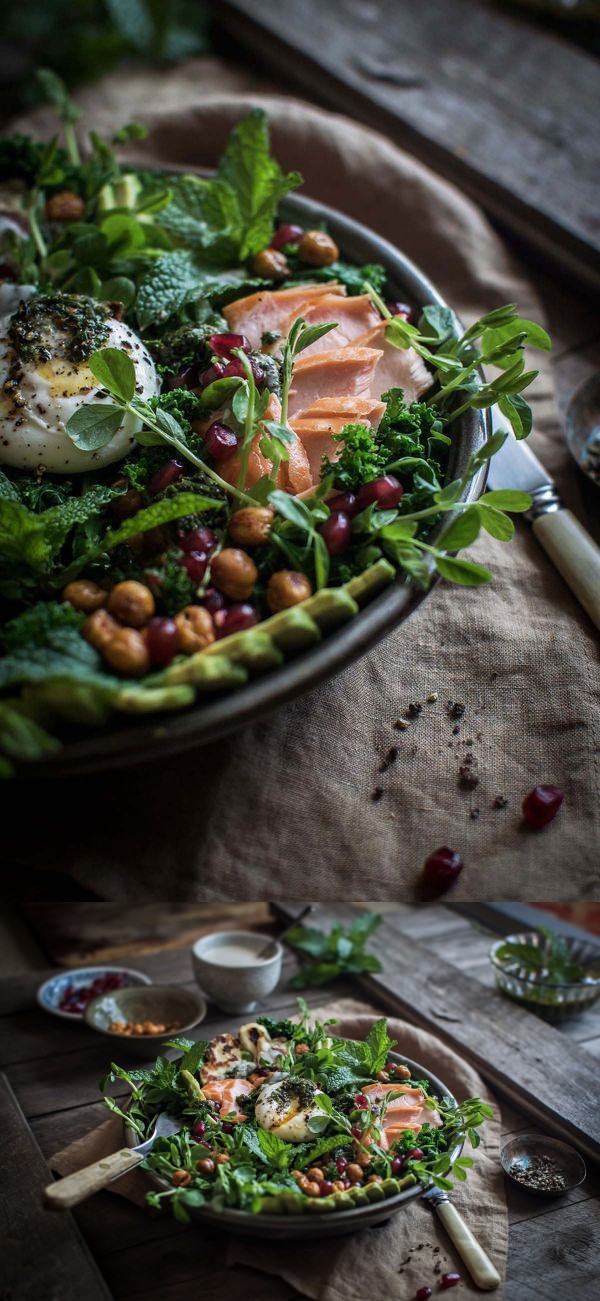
left=286, top=912, right=384, bottom=988
left=100, top=1005, right=492, bottom=1224
left=495, top=927, right=589, bottom=986
left=0, top=76, right=550, bottom=772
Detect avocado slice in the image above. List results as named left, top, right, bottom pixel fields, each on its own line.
left=203, top=629, right=284, bottom=672
left=163, top=654, right=248, bottom=691
left=260, top=606, right=322, bottom=654
left=348, top=1185, right=369, bottom=1207
left=305, top=1195, right=337, bottom=1213
left=345, top=559, right=395, bottom=604
left=363, top=1181, right=386, bottom=1203
left=23, top=679, right=115, bottom=726
left=302, top=587, right=359, bottom=631
left=115, top=683, right=195, bottom=714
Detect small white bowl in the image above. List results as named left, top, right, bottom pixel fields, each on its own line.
left=191, top=931, right=283, bottom=1013
left=37, top=966, right=152, bottom=1021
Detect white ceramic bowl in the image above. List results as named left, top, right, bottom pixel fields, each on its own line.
left=191, top=931, right=283, bottom=1013
left=36, top=965, right=152, bottom=1021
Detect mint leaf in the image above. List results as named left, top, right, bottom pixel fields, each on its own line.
left=365, top=1019, right=395, bottom=1072
left=103, top=492, right=225, bottom=550
left=89, top=348, right=136, bottom=402
left=257, top=1128, right=294, bottom=1171
left=66, top=403, right=124, bottom=450
left=217, top=109, right=302, bottom=260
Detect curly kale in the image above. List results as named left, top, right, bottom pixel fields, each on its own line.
left=376, top=388, right=441, bottom=461
left=321, top=423, right=386, bottom=492
left=144, top=550, right=195, bottom=617
left=257, top=1017, right=297, bottom=1039
left=152, top=323, right=225, bottom=374
left=147, top=387, right=204, bottom=430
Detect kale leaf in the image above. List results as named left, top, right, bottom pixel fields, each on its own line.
left=321, top=423, right=386, bottom=492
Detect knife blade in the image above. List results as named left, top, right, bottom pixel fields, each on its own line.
left=487, top=424, right=600, bottom=631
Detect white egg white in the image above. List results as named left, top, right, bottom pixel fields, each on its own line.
left=254, top=1075, right=329, bottom=1143
left=0, top=301, right=159, bottom=473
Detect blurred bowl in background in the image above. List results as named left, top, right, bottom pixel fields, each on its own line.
left=191, top=931, right=283, bottom=1013
left=37, top=966, right=152, bottom=1022
left=490, top=931, right=600, bottom=1021
left=83, top=983, right=206, bottom=1055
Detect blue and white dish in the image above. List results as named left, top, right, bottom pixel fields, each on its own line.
left=37, top=966, right=152, bottom=1021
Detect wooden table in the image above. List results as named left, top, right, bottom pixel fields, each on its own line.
left=1, top=905, right=599, bottom=1299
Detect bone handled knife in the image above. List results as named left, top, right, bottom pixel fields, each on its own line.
left=422, top=1187, right=501, bottom=1290
left=487, top=429, right=600, bottom=632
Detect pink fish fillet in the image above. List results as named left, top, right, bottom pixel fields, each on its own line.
left=290, top=396, right=386, bottom=484
left=219, top=392, right=312, bottom=494
left=288, top=347, right=383, bottom=419
left=278, top=294, right=381, bottom=356
left=222, top=283, right=345, bottom=349
left=353, top=322, right=432, bottom=403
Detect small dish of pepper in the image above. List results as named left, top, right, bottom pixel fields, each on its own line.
left=501, top=1135, right=586, bottom=1198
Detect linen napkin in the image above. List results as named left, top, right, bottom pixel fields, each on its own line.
left=49, top=999, right=507, bottom=1300
left=5, top=64, right=598, bottom=896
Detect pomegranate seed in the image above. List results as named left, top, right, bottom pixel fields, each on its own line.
left=204, top=421, right=239, bottom=462
left=440, top=1274, right=461, bottom=1290
left=146, top=617, right=179, bottom=667
left=202, top=587, right=226, bottom=615
left=221, top=357, right=265, bottom=386
left=319, top=1179, right=334, bottom=1196
left=271, top=223, right=303, bottom=250
left=196, top=361, right=226, bottom=389
left=192, top=1120, right=206, bottom=1138
left=406, top=1148, right=424, bottom=1161
left=148, top=458, right=185, bottom=496
left=522, top=785, right=564, bottom=829
left=178, top=526, right=218, bottom=554
left=221, top=1122, right=235, bottom=1134
left=166, top=365, right=198, bottom=391
left=335, top=1157, right=348, bottom=1173
left=386, top=300, right=413, bottom=321
left=181, top=550, right=209, bottom=584
left=356, top=475, right=403, bottom=510
left=423, top=847, right=463, bottom=892
left=391, top=1156, right=405, bottom=1175
left=415, top=1289, right=432, bottom=1300
left=354, top=1094, right=369, bottom=1108
left=320, top=510, right=352, bottom=556
left=350, top=1126, right=362, bottom=1140
left=329, top=490, right=359, bottom=517
left=343, top=1178, right=351, bottom=1189
left=215, top=603, right=257, bottom=636
left=209, top=331, right=251, bottom=358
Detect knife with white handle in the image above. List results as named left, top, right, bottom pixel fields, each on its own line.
left=422, top=1187, right=501, bottom=1290
left=487, top=428, right=600, bottom=632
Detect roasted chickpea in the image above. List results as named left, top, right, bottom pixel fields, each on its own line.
left=297, top=230, right=339, bottom=267
left=197, top=1157, right=215, bottom=1176
left=102, top=628, right=151, bottom=677
left=291, top=1170, right=304, bottom=1182
left=107, top=580, right=155, bottom=628
left=174, top=605, right=215, bottom=654
left=306, top=1168, right=324, bottom=1184
left=82, top=608, right=119, bottom=651
left=216, top=1153, right=230, bottom=1165
left=346, top=1164, right=364, bottom=1183
left=367, top=1174, right=383, bottom=1184
left=391, top=1063, right=411, bottom=1080
left=376, top=1070, right=390, bottom=1083
left=304, top=1181, right=321, bottom=1198
left=211, top=548, right=257, bottom=601
left=356, top=1152, right=372, bottom=1169
left=267, top=569, right=312, bottom=613
left=111, top=487, right=144, bottom=519
left=62, top=579, right=107, bottom=613
left=297, top=1175, right=310, bottom=1192
left=171, top=1170, right=191, bottom=1187
left=45, top=191, right=86, bottom=223
left=294, top=1043, right=310, bottom=1055
left=228, top=506, right=274, bottom=548
left=332, top=1180, right=346, bottom=1193
left=252, top=248, right=289, bottom=280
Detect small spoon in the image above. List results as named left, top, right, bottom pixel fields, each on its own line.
left=257, top=904, right=316, bottom=959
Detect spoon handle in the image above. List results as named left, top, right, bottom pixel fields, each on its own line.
left=434, top=1200, right=501, bottom=1290
left=43, top=1147, right=144, bottom=1209
left=532, top=508, right=600, bottom=631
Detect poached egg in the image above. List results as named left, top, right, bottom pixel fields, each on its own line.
left=254, top=1075, right=329, bottom=1143
left=0, top=291, right=159, bottom=474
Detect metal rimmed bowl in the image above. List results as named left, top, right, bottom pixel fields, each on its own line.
left=20, top=190, right=489, bottom=778
left=123, top=1045, right=462, bottom=1239
left=490, top=931, right=600, bottom=1022
left=501, top=1134, right=586, bottom=1198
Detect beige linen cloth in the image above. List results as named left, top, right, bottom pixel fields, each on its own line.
left=49, top=1003, right=507, bottom=1300
left=5, top=63, right=599, bottom=897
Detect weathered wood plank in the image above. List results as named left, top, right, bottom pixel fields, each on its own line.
left=0, top=1073, right=112, bottom=1301
left=213, top=0, right=600, bottom=291
left=505, top=1197, right=600, bottom=1300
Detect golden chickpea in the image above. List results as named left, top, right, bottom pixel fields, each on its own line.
left=304, top=1181, right=321, bottom=1198
left=367, top=1174, right=383, bottom=1184
left=297, top=230, right=339, bottom=267
left=107, top=580, right=155, bottom=628
left=376, top=1070, right=390, bottom=1083
left=102, top=628, right=151, bottom=677
left=197, top=1157, right=215, bottom=1176
left=356, top=1152, right=372, bottom=1169
left=62, top=579, right=107, bottom=613
left=111, top=487, right=144, bottom=519
left=267, top=569, right=312, bottom=613
left=297, top=1175, right=310, bottom=1192
left=306, top=1168, right=324, bottom=1184
left=228, top=506, right=274, bottom=548
left=294, top=1043, right=310, bottom=1055
left=346, top=1164, right=364, bottom=1183
left=211, top=548, right=257, bottom=601
left=391, top=1063, right=411, bottom=1080
left=45, top=190, right=85, bottom=222
left=216, top=1153, right=230, bottom=1165
left=174, top=605, right=215, bottom=654
left=171, top=1170, right=191, bottom=1187
left=291, top=1170, right=304, bottom=1182
left=252, top=248, right=289, bottom=280
left=332, top=1180, right=346, bottom=1193
left=82, top=608, right=119, bottom=651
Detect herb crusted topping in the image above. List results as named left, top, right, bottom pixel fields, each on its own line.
left=8, top=292, right=111, bottom=365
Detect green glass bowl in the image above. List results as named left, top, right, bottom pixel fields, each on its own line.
left=490, top=931, right=600, bottom=1021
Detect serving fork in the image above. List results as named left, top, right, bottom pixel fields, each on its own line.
left=43, top=1110, right=181, bottom=1210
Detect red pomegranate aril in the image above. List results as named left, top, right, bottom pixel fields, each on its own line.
left=320, top=1180, right=334, bottom=1197
left=209, top=331, right=251, bottom=358
left=406, top=1148, right=424, bottom=1161
left=181, top=550, right=209, bottom=584
left=204, top=422, right=239, bottom=462
left=178, top=526, right=218, bottom=554
left=202, top=587, right=226, bottom=615
left=522, top=784, right=564, bottom=829
left=166, top=365, right=198, bottom=391
left=386, top=300, right=413, bottom=321
left=215, top=603, right=257, bottom=636
left=415, top=1289, right=432, bottom=1300
left=221, top=1122, right=235, bottom=1135
left=356, top=474, right=404, bottom=511
left=335, top=1157, right=348, bottom=1173
left=423, top=847, right=464, bottom=892
left=147, top=617, right=179, bottom=667
left=329, top=490, right=359, bottom=517
left=196, top=361, right=226, bottom=390
left=320, top=510, right=352, bottom=556
left=391, top=1156, right=405, bottom=1175
left=271, top=222, right=304, bottom=250
left=354, top=1094, right=369, bottom=1108
left=148, top=457, right=185, bottom=496
left=350, top=1125, right=362, bottom=1140
left=192, top=1120, right=207, bottom=1138
left=440, top=1274, right=461, bottom=1290
left=221, top=357, right=265, bottom=386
